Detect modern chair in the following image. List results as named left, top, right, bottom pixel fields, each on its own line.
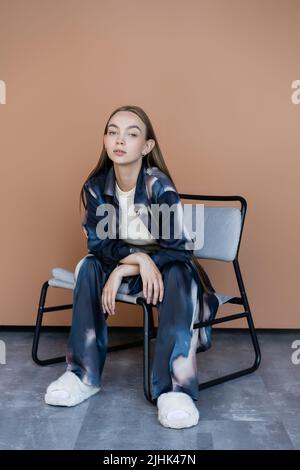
left=32, top=194, right=261, bottom=405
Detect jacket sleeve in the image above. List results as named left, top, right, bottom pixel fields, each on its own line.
left=82, top=182, right=132, bottom=269
left=148, top=189, right=195, bottom=270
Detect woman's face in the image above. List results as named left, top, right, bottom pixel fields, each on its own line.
left=104, top=111, right=154, bottom=166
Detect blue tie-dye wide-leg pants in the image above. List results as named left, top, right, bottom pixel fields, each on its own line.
left=66, top=253, right=219, bottom=402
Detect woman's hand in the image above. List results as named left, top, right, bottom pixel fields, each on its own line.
left=101, top=263, right=141, bottom=315
left=136, top=253, right=164, bottom=305
left=101, top=266, right=124, bottom=316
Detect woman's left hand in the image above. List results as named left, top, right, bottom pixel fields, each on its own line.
left=101, top=267, right=123, bottom=316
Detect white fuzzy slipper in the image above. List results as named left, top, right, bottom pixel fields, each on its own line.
left=44, top=371, right=101, bottom=407
left=157, top=391, right=200, bottom=429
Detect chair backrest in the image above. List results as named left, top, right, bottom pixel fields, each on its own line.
left=183, top=204, right=242, bottom=262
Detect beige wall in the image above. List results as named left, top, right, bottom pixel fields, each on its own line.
left=0, top=0, right=299, bottom=328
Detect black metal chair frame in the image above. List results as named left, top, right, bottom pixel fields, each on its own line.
left=32, top=194, right=261, bottom=406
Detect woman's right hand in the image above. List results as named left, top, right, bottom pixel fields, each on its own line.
left=136, top=253, right=164, bottom=305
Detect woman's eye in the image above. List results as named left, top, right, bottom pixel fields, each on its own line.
left=108, top=131, right=137, bottom=137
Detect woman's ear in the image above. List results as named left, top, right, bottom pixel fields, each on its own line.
left=145, top=139, right=156, bottom=154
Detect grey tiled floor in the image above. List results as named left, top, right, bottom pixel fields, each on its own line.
left=0, top=329, right=299, bottom=450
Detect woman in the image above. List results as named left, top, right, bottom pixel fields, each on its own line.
left=44, top=105, right=220, bottom=429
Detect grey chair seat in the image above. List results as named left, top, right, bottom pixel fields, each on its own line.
left=48, top=266, right=234, bottom=306
left=48, top=272, right=143, bottom=305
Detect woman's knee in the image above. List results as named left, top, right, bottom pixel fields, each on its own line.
left=74, top=254, right=102, bottom=282
left=163, top=260, right=192, bottom=280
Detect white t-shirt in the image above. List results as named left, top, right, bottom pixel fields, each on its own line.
left=115, top=181, right=159, bottom=249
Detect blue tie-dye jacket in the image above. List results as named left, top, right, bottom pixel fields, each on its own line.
left=82, top=158, right=221, bottom=353
left=82, top=158, right=196, bottom=275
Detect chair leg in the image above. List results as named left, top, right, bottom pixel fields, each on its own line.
left=33, top=287, right=157, bottom=366
left=198, top=259, right=261, bottom=390
left=139, top=299, right=157, bottom=406
left=198, top=309, right=261, bottom=390
left=139, top=292, right=259, bottom=402
left=233, top=258, right=261, bottom=371
left=32, top=281, right=67, bottom=366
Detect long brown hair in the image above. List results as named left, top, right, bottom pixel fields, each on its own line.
left=79, top=104, right=214, bottom=294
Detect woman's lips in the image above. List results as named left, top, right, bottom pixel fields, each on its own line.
left=114, top=150, right=126, bottom=156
